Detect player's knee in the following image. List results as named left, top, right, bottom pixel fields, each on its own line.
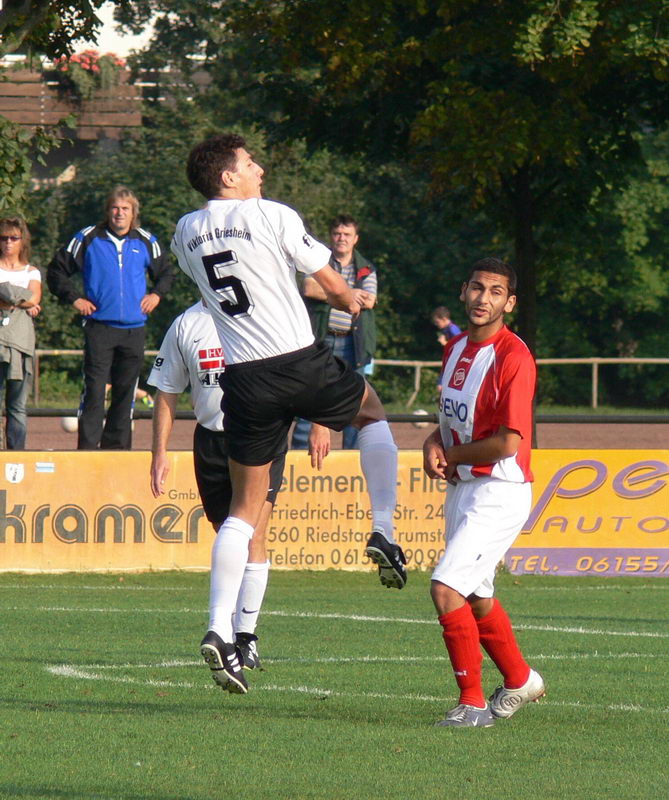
left=430, top=579, right=465, bottom=614
left=468, top=595, right=494, bottom=619
left=354, top=385, right=386, bottom=428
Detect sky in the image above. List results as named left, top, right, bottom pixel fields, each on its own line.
left=82, top=2, right=154, bottom=57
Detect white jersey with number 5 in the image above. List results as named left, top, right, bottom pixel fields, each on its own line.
left=171, top=198, right=331, bottom=364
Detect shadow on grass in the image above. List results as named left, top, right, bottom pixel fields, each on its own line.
left=0, top=694, right=214, bottom=716
left=0, top=689, right=439, bottom=729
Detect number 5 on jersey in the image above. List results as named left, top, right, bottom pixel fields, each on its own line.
left=202, top=250, right=253, bottom=317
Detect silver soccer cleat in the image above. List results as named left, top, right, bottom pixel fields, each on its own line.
left=435, top=703, right=495, bottom=728
left=489, top=668, right=545, bottom=719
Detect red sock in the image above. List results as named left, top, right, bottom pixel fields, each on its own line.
left=475, top=598, right=530, bottom=689
left=438, top=604, right=485, bottom=708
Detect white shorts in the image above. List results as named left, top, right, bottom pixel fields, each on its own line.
left=431, top=477, right=532, bottom=598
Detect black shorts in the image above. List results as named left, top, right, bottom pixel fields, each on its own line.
left=193, top=424, right=286, bottom=526
left=220, top=340, right=366, bottom=465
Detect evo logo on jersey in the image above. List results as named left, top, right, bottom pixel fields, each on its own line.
left=440, top=396, right=468, bottom=423
left=198, top=348, right=224, bottom=371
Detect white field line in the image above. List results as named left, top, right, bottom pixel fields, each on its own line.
left=3, top=605, right=668, bottom=639
left=0, top=584, right=198, bottom=591
left=1, top=582, right=668, bottom=592
left=46, top=664, right=669, bottom=715
left=66, top=651, right=666, bottom=671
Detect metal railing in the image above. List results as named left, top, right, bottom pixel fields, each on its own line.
left=377, top=356, right=669, bottom=409
left=32, top=350, right=669, bottom=409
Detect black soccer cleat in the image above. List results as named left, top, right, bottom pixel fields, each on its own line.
left=365, top=529, right=407, bottom=589
left=200, top=630, right=248, bottom=694
left=235, top=632, right=263, bottom=671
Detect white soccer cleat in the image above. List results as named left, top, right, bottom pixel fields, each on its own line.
left=489, top=668, right=545, bottom=719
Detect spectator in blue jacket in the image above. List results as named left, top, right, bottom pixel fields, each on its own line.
left=47, top=186, right=174, bottom=449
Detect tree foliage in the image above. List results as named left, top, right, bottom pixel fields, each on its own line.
left=209, top=0, right=669, bottom=351
left=17, top=0, right=669, bottom=407
left=0, top=0, right=118, bottom=216
left=0, top=115, right=68, bottom=214
left=0, top=0, right=116, bottom=59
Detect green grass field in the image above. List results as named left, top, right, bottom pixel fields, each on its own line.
left=1, top=570, right=667, bottom=800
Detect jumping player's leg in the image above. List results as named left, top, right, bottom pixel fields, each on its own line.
left=348, top=382, right=406, bottom=588
left=201, top=463, right=269, bottom=695
left=231, top=452, right=284, bottom=668
left=233, top=499, right=271, bottom=637
left=352, top=383, right=398, bottom=544
left=232, top=500, right=272, bottom=670
left=208, top=459, right=270, bottom=643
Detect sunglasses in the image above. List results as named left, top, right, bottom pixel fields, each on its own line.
left=0, top=235, right=21, bottom=242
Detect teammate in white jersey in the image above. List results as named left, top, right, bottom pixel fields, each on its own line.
left=171, top=134, right=404, bottom=693
left=423, top=258, right=544, bottom=728
left=147, top=301, right=309, bottom=680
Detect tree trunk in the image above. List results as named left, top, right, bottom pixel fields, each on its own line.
left=511, top=164, right=537, bottom=355
left=507, top=164, right=538, bottom=445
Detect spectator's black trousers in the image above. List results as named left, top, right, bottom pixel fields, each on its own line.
left=77, top=320, right=146, bottom=450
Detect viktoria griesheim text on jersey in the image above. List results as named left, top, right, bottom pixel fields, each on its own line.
left=186, top=227, right=252, bottom=253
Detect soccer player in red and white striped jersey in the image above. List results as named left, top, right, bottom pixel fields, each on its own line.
left=423, top=258, right=545, bottom=727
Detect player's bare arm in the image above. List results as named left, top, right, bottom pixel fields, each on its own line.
left=301, top=275, right=327, bottom=302
left=423, top=427, right=448, bottom=480
left=150, top=390, right=178, bottom=497
left=311, top=264, right=363, bottom=314
left=309, top=423, right=331, bottom=470
left=445, top=425, right=521, bottom=472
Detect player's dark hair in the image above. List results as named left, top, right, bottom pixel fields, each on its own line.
left=187, top=134, right=247, bottom=199
left=329, top=214, right=359, bottom=233
left=467, top=257, right=517, bottom=295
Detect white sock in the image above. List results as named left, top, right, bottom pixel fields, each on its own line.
left=233, top=560, right=270, bottom=636
left=358, top=420, right=398, bottom=544
left=208, top=516, right=254, bottom=642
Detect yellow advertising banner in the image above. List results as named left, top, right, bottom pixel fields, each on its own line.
left=1, top=450, right=668, bottom=576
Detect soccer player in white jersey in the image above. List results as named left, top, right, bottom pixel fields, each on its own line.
left=147, top=300, right=320, bottom=682
left=423, top=257, right=544, bottom=727
left=171, top=133, right=404, bottom=694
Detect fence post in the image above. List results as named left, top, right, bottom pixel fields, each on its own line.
left=407, top=364, right=422, bottom=408
left=592, top=361, right=599, bottom=409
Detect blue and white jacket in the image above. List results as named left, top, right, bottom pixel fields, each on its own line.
left=47, top=225, right=174, bottom=328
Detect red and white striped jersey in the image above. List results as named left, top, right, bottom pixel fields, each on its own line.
left=438, top=326, right=535, bottom=483
left=147, top=301, right=225, bottom=431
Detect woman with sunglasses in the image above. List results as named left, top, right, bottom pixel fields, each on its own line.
left=0, top=216, right=41, bottom=449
